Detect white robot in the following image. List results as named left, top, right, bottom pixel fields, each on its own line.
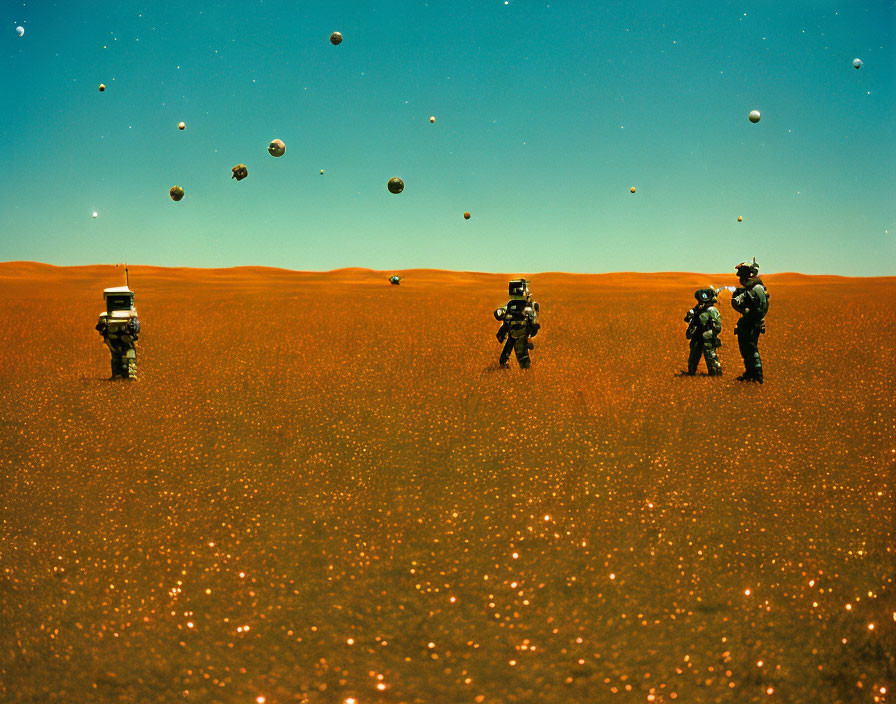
left=96, top=285, right=140, bottom=379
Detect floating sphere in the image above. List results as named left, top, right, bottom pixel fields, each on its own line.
left=630, top=186, right=636, bottom=193
left=330, top=32, right=342, bottom=45
left=16, top=26, right=24, bottom=37
left=737, top=216, right=743, bottom=222
left=464, top=211, right=471, bottom=220
left=430, top=116, right=436, bottom=123
left=748, top=110, right=761, bottom=123
left=98, top=83, right=106, bottom=92
left=92, top=211, right=98, bottom=219
left=853, top=58, right=863, bottom=70
left=178, top=121, right=186, bottom=130
left=387, top=177, right=404, bottom=194
left=169, top=186, right=184, bottom=201
left=268, top=139, right=286, bottom=157
left=232, top=164, right=248, bottom=181
left=320, top=169, right=324, bottom=175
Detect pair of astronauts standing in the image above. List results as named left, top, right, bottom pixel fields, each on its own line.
left=683, top=258, right=770, bottom=383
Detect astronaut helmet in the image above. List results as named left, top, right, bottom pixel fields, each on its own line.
left=694, top=288, right=718, bottom=304
left=735, top=257, right=759, bottom=281
left=508, top=279, right=530, bottom=300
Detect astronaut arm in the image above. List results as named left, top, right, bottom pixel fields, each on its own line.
left=703, top=308, right=722, bottom=338
left=496, top=321, right=508, bottom=342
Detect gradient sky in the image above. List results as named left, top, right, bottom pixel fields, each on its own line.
left=2, top=1, right=894, bottom=274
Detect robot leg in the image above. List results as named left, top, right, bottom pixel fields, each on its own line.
left=108, top=344, right=124, bottom=378
left=123, top=347, right=137, bottom=379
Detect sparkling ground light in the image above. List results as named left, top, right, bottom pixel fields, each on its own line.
left=0, top=263, right=893, bottom=703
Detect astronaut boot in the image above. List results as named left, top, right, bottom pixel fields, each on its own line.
left=110, top=356, right=124, bottom=379
left=126, top=357, right=138, bottom=380
left=753, top=367, right=763, bottom=384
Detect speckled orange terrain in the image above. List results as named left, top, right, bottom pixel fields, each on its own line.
left=0, top=263, right=893, bottom=704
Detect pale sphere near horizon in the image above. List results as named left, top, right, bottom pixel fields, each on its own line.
left=178, top=121, right=186, bottom=130
left=430, top=116, right=436, bottom=123
left=16, top=26, right=24, bottom=37
left=92, top=211, right=98, bottom=219
left=853, top=58, right=863, bottom=69
left=748, top=110, right=761, bottom=123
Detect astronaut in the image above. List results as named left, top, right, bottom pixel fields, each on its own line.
left=684, top=288, right=723, bottom=376
left=494, top=279, right=540, bottom=369
left=96, top=286, right=141, bottom=379
left=731, top=257, right=769, bottom=383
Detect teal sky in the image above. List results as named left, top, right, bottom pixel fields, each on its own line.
left=3, top=1, right=894, bottom=275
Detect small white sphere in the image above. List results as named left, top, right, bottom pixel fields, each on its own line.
left=852, top=58, right=863, bottom=70
left=16, top=26, right=24, bottom=37
left=430, top=116, right=436, bottom=123
left=92, top=211, right=98, bottom=218
left=748, top=110, right=761, bottom=123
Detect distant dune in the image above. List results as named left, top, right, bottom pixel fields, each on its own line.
left=2, top=260, right=892, bottom=288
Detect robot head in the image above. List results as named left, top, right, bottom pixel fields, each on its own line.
left=103, top=286, right=135, bottom=313
left=509, top=279, right=530, bottom=300
left=694, top=288, right=718, bottom=304
left=735, top=257, right=759, bottom=282
left=388, top=275, right=401, bottom=285
left=493, top=306, right=506, bottom=321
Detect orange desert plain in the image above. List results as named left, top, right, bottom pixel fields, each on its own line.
left=0, top=262, right=893, bottom=703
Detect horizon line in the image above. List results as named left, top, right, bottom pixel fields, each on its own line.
left=1, top=260, right=893, bottom=281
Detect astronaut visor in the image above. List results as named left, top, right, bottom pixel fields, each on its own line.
left=508, top=280, right=529, bottom=297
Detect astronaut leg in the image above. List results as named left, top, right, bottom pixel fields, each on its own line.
left=687, top=342, right=701, bottom=375
left=499, top=337, right=514, bottom=366
left=736, top=329, right=754, bottom=379
left=703, top=344, right=722, bottom=376
left=514, top=337, right=531, bottom=369
left=750, top=327, right=762, bottom=383
left=737, top=326, right=762, bottom=381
